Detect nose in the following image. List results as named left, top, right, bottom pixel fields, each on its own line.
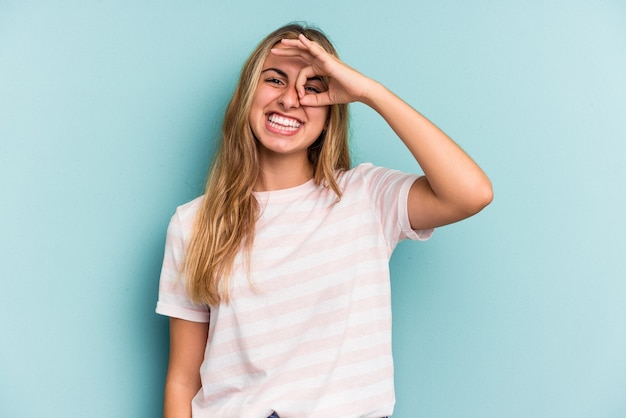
left=278, top=86, right=300, bottom=110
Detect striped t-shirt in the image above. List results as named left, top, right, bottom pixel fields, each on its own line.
left=156, top=163, right=433, bottom=418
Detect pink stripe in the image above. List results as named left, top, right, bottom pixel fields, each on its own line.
left=213, top=290, right=389, bottom=337
left=205, top=341, right=391, bottom=402
left=206, top=313, right=389, bottom=361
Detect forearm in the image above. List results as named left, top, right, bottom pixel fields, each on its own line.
left=163, top=318, right=208, bottom=418
left=163, top=378, right=200, bottom=418
left=361, top=81, right=492, bottom=211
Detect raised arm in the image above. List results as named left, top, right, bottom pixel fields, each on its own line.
left=273, top=34, right=493, bottom=229
left=361, top=83, right=493, bottom=230
left=163, top=318, right=208, bottom=418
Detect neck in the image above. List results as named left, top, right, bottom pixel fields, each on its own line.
left=255, top=154, right=313, bottom=191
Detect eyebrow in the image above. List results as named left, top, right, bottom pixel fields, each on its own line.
left=262, top=67, right=288, bottom=78
left=261, top=67, right=323, bottom=83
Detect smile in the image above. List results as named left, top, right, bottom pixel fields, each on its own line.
left=267, top=113, right=302, bottom=131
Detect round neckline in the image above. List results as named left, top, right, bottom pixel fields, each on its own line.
left=253, top=177, right=317, bottom=200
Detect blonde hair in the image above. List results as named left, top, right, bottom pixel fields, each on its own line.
left=184, top=24, right=350, bottom=305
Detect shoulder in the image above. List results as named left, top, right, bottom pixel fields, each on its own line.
left=176, top=195, right=204, bottom=215
left=339, top=163, right=415, bottom=187
left=337, top=162, right=376, bottom=184
left=169, top=195, right=204, bottom=232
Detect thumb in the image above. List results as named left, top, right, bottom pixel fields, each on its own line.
left=299, top=92, right=333, bottom=107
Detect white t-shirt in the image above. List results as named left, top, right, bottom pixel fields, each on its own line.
left=156, top=163, right=433, bottom=418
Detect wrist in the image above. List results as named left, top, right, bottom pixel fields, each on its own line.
left=360, top=80, right=392, bottom=110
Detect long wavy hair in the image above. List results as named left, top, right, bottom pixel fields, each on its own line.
left=184, top=24, right=350, bottom=305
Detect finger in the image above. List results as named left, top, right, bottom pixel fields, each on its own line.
left=293, top=64, right=334, bottom=106
left=270, top=46, right=315, bottom=63
left=299, top=92, right=332, bottom=107
left=294, top=65, right=318, bottom=98
left=279, top=36, right=316, bottom=52
left=297, top=34, right=327, bottom=59
left=297, top=34, right=313, bottom=49
left=279, top=38, right=306, bottom=49
left=279, top=35, right=327, bottom=59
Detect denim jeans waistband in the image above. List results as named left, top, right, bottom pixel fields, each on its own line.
left=268, top=414, right=388, bottom=418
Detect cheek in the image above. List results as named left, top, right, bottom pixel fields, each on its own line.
left=249, top=85, right=268, bottom=113
left=248, top=92, right=266, bottom=125
left=309, top=107, right=330, bottom=128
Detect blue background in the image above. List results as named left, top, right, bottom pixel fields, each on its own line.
left=1, top=1, right=625, bottom=417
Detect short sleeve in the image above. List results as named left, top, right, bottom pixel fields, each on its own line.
left=155, top=204, right=211, bottom=323
left=357, top=163, right=434, bottom=249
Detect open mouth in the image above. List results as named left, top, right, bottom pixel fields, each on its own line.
left=267, top=113, right=303, bottom=132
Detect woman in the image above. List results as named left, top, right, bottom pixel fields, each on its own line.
left=156, top=23, right=492, bottom=418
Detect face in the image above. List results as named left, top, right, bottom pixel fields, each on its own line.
left=248, top=43, right=329, bottom=165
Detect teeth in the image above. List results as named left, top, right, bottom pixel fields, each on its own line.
left=268, top=114, right=302, bottom=129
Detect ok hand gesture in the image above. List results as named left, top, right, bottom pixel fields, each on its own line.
left=270, top=34, right=378, bottom=107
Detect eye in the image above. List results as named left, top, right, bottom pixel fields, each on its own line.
left=265, top=77, right=284, bottom=86
left=304, top=78, right=326, bottom=94
left=304, top=85, right=322, bottom=94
